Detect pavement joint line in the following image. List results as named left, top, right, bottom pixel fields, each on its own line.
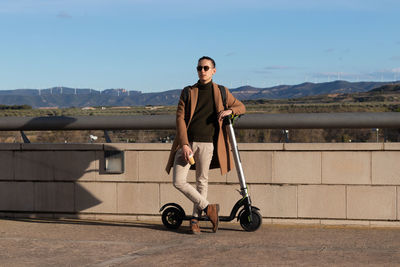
left=92, top=234, right=198, bottom=266
left=92, top=247, right=149, bottom=267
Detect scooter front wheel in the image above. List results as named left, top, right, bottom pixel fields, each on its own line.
left=239, top=208, right=262, bottom=232
left=161, top=207, right=184, bottom=229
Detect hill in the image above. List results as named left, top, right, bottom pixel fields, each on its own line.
left=0, top=81, right=397, bottom=108
left=232, top=80, right=392, bottom=99
left=243, top=83, right=400, bottom=105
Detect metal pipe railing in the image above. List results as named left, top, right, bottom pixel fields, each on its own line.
left=0, top=112, right=399, bottom=131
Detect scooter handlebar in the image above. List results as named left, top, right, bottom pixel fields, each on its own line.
left=223, top=114, right=242, bottom=126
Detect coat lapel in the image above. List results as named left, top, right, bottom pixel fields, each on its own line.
left=212, top=82, right=222, bottom=112
left=189, top=85, right=198, bottom=125
left=213, top=82, right=224, bottom=128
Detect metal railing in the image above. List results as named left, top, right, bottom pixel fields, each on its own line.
left=0, top=112, right=399, bottom=131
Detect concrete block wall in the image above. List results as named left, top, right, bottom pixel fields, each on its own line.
left=1, top=142, right=400, bottom=226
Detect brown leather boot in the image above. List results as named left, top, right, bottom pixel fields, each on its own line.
left=206, top=204, right=219, bottom=233
left=190, top=219, right=201, bottom=235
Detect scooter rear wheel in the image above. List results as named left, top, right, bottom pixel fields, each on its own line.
left=161, top=207, right=183, bottom=229
left=239, top=208, right=262, bottom=232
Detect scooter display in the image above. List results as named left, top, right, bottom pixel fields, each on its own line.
left=160, top=115, right=262, bottom=232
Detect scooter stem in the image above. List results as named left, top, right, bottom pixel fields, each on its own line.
left=224, top=116, right=249, bottom=200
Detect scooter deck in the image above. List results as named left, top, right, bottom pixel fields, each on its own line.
left=184, top=215, right=233, bottom=222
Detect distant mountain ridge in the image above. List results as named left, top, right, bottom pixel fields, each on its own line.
left=0, top=80, right=397, bottom=108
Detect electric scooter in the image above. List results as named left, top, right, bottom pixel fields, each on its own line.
left=160, top=115, right=262, bottom=232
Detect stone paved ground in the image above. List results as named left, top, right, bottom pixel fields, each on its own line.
left=1, top=218, right=400, bottom=266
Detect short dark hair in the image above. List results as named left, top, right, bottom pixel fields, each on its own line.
left=198, top=56, right=216, bottom=68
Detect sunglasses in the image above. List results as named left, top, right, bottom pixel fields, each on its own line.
left=196, top=66, right=211, bottom=72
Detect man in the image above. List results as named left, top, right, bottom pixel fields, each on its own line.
left=165, top=56, right=246, bottom=234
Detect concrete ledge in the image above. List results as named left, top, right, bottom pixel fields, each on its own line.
left=283, top=143, right=384, bottom=151
left=21, top=143, right=104, bottom=151
left=1, top=142, right=400, bottom=224
left=271, top=218, right=321, bottom=225
left=0, top=144, right=21, bottom=150
left=320, top=219, right=370, bottom=227
left=270, top=219, right=400, bottom=228
left=383, top=143, right=400, bottom=151
left=104, top=143, right=172, bottom=151
left=237, top=143, right=283, bottom=150
left=5, top=142, right=391, bottom=152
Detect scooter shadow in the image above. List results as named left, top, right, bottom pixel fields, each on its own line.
left=3, top=217, right=244, bottom=235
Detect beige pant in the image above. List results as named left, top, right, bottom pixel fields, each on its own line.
left=172, top=142, right=214, bottom=217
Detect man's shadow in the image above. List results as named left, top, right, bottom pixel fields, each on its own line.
left=2, top=116, right=101, bottom=217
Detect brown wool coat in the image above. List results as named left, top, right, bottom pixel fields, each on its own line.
left=165, top=82, right=246, bottom=175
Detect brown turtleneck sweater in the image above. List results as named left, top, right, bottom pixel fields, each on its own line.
left=187, top=81, right=218, bottom=143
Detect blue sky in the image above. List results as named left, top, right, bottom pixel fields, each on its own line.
left=0, top=0, right=399, bottom=92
